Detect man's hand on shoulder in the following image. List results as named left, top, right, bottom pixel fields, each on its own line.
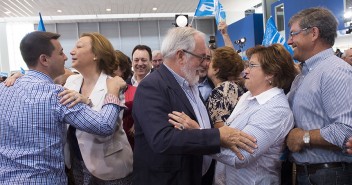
left=219, top=126, right=257, bottom=160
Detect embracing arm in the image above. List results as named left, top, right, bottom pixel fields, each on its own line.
left=168, top=111, right=257, bottom=160
left=133, top=79, right=222, bottom=155
left=4, top=72, right=23, bottom=86
left=211, top=103, right=293, bottom=167
left=60, top=76, right=126, bottom=136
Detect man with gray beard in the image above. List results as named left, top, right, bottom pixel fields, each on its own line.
left=132, top=27, right=257, bottom=185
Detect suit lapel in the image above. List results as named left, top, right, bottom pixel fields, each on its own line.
left=89, top=72, right=108, bottom=110
left=68, top=75, right=84, bottom=92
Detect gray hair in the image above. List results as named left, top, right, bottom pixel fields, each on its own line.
left=161, top=27, right=206, bottom=59
left=288, top=7, right=337, bottom=46
left=152, top=50, right=162, bottom=57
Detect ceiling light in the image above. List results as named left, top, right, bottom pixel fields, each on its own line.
left=57, top=10, right=62, bottom=13
left=106, top=8, right=111, bottom=12
left=175, top=14, right=188, bottom=27
left=4, top=11, right=11, bottom=14
left=152, top=7, right=157, bottom=11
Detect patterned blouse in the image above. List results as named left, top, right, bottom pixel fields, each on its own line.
left=206, top=81, right=244, bottom=125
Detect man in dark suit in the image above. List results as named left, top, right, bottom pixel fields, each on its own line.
left=132, top=27, right=257, bottom=185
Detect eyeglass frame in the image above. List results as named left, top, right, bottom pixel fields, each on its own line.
left=182, top=49, right=211, bottom=63
left=289, top=27, right=312, bottom=38
left=248, top=62, right=261, bottom=69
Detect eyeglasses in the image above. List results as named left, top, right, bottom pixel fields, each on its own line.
left=182, top=49, right=211, bottom=63
left=290, top=27, right=312, bottom=38
left=248, top=62, right=261, bottom=69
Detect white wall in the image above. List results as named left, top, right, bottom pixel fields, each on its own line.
left=6, top=23, right=33, bottom=72
left=334, top=32, right=352, bottom=52
left=0, top=23, right=9, bottom=73
left=222, top=0, right=263, bottom=24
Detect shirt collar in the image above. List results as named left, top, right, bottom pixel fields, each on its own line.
left=303, top=48, right=334, bottom=74
left=26, top=70, right=54, bottom=83
left=246, top=87, right=283, bottom=105
left=131, top=70, right=151, bottom=86
left=198, top=77, right=208, bottom=86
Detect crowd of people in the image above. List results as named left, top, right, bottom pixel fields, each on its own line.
left=0, top=6, right=352, bottom=185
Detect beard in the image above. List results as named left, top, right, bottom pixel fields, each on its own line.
left=181, top=62, right=199, bottom=86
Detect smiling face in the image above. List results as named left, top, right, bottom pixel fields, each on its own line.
left=244, top=53, right=270, bottom=96
left=132, top=49, right=152, bottom=79
left=70, top=36, right=96, bottom=71
left=181, top=34, right=209, bottom=86
left=287, top=21, right=313, bottom=62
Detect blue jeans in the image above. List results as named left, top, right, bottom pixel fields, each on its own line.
left=296, top=166, right=352, bottom=185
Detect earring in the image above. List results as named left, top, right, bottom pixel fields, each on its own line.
left=269, top=80, right=272, bottom=85
left=93, top=57, right=97, bottom=61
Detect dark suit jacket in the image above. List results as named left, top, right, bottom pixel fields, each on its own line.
left=132, top=64, right=221, bottom=185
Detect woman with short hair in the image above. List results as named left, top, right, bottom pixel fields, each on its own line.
left=169, top=43, right=296, bottom=184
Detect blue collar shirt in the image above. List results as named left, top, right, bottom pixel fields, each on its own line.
left=0, top=70, right=121, bottom=184
left=288, top=48, right=352, bottom=164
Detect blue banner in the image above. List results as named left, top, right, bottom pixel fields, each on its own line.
left=194, top=0, right=226, bottom=24
left=20, top=67, right=26, bottom=74
left=37, top=12, right=46, bottom=31
left=214, top=0, right=226, bottom=24
left=0, top=72, right=8, bottom=77
left=195, top=0, right=214, bottom=17
left=262, top=17, right=294, bottom=57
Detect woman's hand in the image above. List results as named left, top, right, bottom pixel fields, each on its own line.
left=107, top=76, right=127, bottom=96
left=4, top=72, right=23, bottom=86
left=218, top=21, right=228, bottom=35
left=168, top=111, right=200, bottom=130
left=58, top=88, right=91, bottom=108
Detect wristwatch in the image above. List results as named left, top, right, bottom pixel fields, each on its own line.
left=303, top=131, right=311, bottom=148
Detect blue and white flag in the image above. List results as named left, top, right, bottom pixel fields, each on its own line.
left=20, top=67, right=26, bottom=74
left=194, top=0, right=226, bottom=24
left=262, top=16, right=294, bottom=56
left=37, top=12, right=46, bottom=31
left=0, top=72, right=8, bottom=77
left=214, top=0, right=226, bottom=24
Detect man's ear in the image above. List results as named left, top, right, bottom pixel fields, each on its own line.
left=38, top=54, right=50, bottom=67
left=311, top=27, right=320, bottom=42
left=176, top=50, right=186, bottom=64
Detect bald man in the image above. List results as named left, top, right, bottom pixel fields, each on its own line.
left=343, top=48, right=352, bottom=65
